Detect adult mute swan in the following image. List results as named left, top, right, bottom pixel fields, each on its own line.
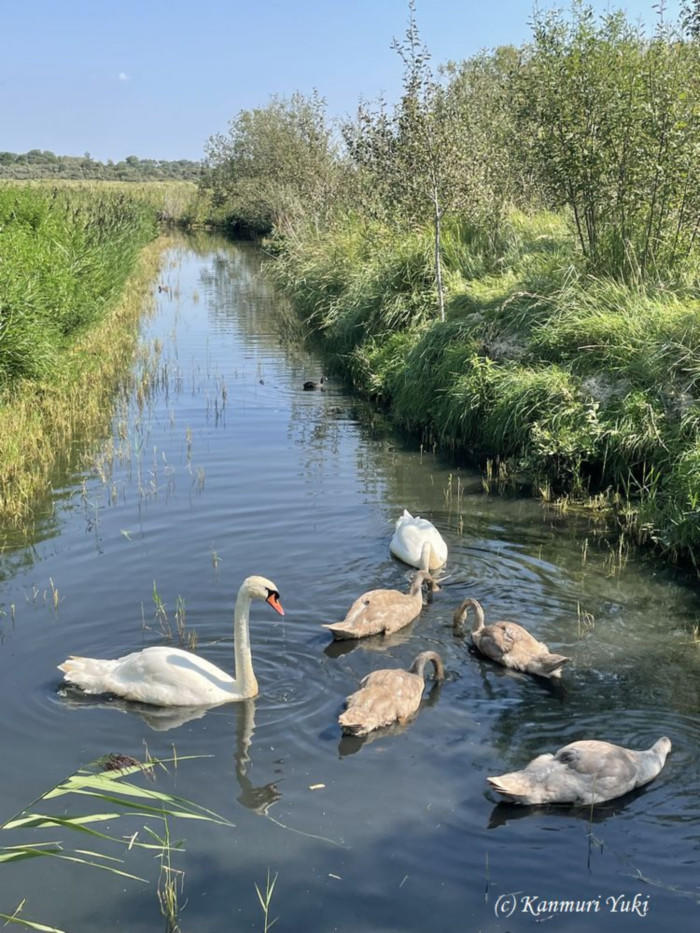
left=390, top=510, right=447, bottom=570
left=323, top=569, right=439, bottom=640
left=488, top=737, right=672, bottom=805
left=339, top=651, right=445, bottom=735
left=58, top=575, right=284, bottom=707
left=453, top=597, right=570, bottom=679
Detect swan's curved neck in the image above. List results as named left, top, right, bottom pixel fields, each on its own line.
left=234, top=584, right=258, bottom=697
left=636, top=738, right=671, bottom=783
left=410, top=570, right=438, bottom=597
left=453, top=598, right=485, bottom=635
left=410, top=650, right=445, bottom=681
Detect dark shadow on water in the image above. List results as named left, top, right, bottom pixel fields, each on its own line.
left=486, top=786, right=652, bottom=830
left=322, top=624, right=416, bottom=659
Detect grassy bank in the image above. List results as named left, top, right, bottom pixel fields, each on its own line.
left=272, top=212, right=700, bottom=566
left=0, top=185, right=178, bottom=527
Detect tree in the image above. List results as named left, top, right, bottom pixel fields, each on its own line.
left=682, top=1, right=700, bottom=38
left=204, top=91, right=337, bottom=236
left=517, top=2, right=700, bottom=279
left=344, top=1, right=472, bottom=321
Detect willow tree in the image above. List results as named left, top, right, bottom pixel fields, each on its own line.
left=517, top=2, right=700, bottom=279
left=205, top=91, right=337, bottom=236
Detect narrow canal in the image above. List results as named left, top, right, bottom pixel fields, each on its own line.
left=0, top=233, right=697, bottom=931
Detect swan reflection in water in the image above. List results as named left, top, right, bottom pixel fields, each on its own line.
left=486, top=788, right=647, bottom=830
left=56, top=691, right=281, bottom=815
left=323, top=624, right=416, bottom=660
left=233, top=699, right=281, bottom=815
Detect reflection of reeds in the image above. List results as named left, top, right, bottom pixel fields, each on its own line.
left=481, top=458, right=510, bottom=495
left=576, top=601, right=595, bottom=638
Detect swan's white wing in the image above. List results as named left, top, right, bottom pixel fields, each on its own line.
left=60, top=646, right=237, bottom=706
left=390, top=512, right=448, bottom=568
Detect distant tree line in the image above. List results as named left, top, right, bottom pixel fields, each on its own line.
left=0, top=150, right=202, bottom=182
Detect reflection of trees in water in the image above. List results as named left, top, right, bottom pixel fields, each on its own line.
left=195, top=239, right=301, bottom=353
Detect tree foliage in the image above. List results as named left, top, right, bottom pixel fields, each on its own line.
left=207, top=1, right=700, bottom=285
left=517, top=2, right=700, bottom=279
left=342, top=1, right=474, bottom=320
left=204, top=91, right=338, bottom=236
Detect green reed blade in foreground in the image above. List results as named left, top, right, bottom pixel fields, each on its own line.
left=0, top=753, right=232, bottom=881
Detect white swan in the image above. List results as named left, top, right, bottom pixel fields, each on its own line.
left=390, top=509, right=447, bottom=570
left=58, top=575, right=284, bottom=707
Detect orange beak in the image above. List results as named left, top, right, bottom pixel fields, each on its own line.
left=266, top=592, right=285, bottom=616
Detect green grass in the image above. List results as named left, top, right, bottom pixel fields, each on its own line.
left=0, top=184, right=188, bottom=527
left=0, top=185, right=158, bottom=385
left=274, top=208, right=700, bottom=564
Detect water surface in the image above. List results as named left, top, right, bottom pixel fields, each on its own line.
left=0, top=234, right=698, bottom=932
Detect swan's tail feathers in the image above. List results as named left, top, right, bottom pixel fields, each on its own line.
left=322, top=622, right=357, bottom=641
left=487, top=773, right=535, bottom=803
left=536, top=653, right=570, bottom=678
left=395, top=509, right=414, bottom=528
left=58, top=656, right=117, bottom=694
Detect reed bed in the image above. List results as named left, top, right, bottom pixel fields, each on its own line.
left=0, top=184, right=179, bottom=530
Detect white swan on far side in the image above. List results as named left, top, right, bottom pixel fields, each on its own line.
left=58, top=575, right=284, bottom=707
left=390, top=509, right=447, bottom=570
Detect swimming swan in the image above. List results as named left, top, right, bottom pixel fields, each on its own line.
left=339, top=650, right=445, bottom=735
left=58, top=575, right=284, bottom=707
left=323, top=569, right=439, bottom=640
left=390, top=510, right=447, bottom=570
left=488, top=737, right=672, bottom=805
left=453, top=597, right=569, bottom=679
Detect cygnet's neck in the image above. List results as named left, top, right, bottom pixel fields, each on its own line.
left=410, top=650, right=445, bottom=681
left=453, top=598, right=485, bottom=635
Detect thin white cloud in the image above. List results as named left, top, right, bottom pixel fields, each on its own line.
left=118, top=72, right=129, bottom=82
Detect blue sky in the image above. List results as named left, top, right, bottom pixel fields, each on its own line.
left=1, top=0, right=683, bottom=162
